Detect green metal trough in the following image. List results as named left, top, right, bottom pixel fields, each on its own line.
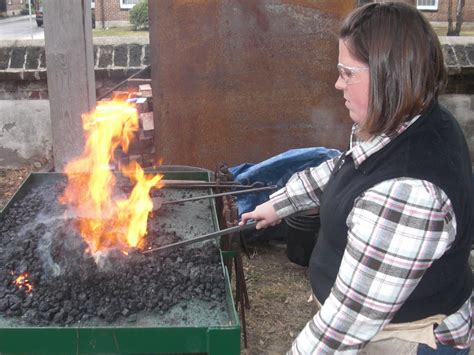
left=0, top=171, right=241, bottom=355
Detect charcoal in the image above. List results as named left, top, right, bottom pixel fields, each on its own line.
left=38, top=301, right=49, bottom=312
left=10, top=301, right=21, bottom=311
left=0, top=299, right=8, bottom=312
left=52, top=309, right=65, bottom=323
left=78, top=292, right=87, bottom=302
left=0, top=180, right=226, bottom=326
left=21, top=309, right=37, bottom=323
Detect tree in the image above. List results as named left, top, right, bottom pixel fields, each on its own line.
left=129, top=0, right=148, bottom=31
left=447, top=0, right=465, bottom=36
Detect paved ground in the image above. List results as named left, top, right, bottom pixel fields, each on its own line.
left=0, top=15, right=44, bottom=40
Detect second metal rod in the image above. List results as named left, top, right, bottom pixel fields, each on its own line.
left=162, top=185, right=278, bottom=205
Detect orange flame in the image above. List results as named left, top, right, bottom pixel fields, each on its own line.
left=15, top=272, right=33, bottom=293
left=59, top=100, right=163, bottom=254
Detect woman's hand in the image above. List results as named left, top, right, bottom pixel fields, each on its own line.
left=239, top=201, right=281, bottom=230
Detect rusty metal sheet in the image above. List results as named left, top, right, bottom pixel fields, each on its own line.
left=150, top=0, right=356, bottom=169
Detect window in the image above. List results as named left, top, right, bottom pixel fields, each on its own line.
left=120, top=0, right=139, bottom=9
left=417, top=0, right=438, bottom=10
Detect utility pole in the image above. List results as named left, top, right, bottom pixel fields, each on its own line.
left=43, top=0, right=96, bottom=171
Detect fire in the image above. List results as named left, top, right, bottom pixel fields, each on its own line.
left=14, top=272, right=33, bottom=293
left=59, top=100, right=163, bottom=254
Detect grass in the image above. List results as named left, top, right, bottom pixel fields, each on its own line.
left=92, top=26, right=148, bottom=37
left=432, top=25, right=474, bottom=37
left=90, top=23, right=474, bottom=38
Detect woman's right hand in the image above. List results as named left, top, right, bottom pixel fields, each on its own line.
left=239, top=201, right=281, bottom=230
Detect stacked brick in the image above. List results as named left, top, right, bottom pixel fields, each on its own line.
left=108, top=82, right=155, bottom=170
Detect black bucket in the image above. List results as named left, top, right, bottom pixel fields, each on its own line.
left=285, top=213, right=320, bottom=267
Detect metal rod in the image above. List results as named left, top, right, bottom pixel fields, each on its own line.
left=142, top=222, right=257, bottom=254
left=28, top=0, right=33, bottom=40
left=159, top=180, right=265, bottom=189
left=97, top=65, right=150, bottom=100
left=161, top=185, right=278, bottom=206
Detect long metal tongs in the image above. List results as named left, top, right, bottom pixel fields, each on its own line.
left=159, top=180, right=267, bottom=189
left=152, top=185, right=278, bottom=211
left=142, top=222, right=257, bottom=254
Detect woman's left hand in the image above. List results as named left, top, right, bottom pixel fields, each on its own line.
left=239, top=201, right=282, bottom=230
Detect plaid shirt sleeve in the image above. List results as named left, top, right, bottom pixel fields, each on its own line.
left=286, top=177, right=458, bottom=354
left=269, top=155, right=340, bottom=218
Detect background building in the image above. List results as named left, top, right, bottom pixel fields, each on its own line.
left=0, top=0, right=27, bottom=16
left=94, top=0, right=139, bottom=28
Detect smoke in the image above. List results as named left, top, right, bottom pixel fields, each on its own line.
left=13, top=181, right=101, bottom=279
left=37, top=227, right=61, bottom=277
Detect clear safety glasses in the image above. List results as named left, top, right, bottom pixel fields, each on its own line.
left=337, top=63, right=369, bottom=85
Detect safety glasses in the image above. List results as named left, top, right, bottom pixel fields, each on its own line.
left=337, top=63, right=369, bottom=84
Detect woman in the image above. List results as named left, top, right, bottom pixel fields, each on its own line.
left=240, top=3, right=473, bottom=354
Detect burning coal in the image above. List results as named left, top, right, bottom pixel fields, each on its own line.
left=13, top=273, right=33, bottom=293
left=0, top=181, right=226, bottom=325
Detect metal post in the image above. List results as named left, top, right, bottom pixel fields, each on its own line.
left=28, top=0, right=33, bottom=39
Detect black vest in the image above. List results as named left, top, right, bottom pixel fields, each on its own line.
left=309, top=102, right=473, bottom=323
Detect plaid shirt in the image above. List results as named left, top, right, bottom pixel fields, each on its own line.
left=270, top=119, right=473, bottom=354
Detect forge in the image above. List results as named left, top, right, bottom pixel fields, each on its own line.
left=0, top=171, right=240, bottom=355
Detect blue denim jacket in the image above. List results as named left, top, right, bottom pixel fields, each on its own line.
left=229, top=147, right=340, bottom=215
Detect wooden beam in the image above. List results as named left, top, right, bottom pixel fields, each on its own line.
left=44, top=0, right=95, bottom=171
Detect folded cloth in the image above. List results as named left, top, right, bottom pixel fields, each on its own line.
left=229, top=147, right=341, bottom=215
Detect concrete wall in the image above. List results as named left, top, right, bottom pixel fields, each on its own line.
left=0, top=37, right=149, bottom=168
left=0, top=99, right=51, bottom=166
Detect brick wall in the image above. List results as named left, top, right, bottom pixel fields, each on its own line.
left=421, top=1, right=474, bottom=23
left=95, top=0, right=135, bottom=28
left=0, top=38, right=150, bottom=100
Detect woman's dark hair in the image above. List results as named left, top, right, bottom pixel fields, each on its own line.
left=340, top=2, right=447, bottom=136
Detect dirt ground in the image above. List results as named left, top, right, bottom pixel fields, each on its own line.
left=0, top=167, right=31, bottom=209
left=0, top=167, right=311, bottom=354
left=240, top=241, right=314, bottom=355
